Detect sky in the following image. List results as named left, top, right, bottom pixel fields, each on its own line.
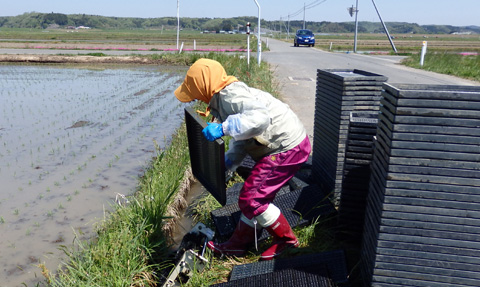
left=1, top=0, right=478, bottom=27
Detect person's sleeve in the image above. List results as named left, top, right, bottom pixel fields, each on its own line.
left=222, top=100, right=270, bottom=141
left=224, top=138, right=247, bottom=171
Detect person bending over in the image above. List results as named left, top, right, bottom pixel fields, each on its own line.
left=174, top=58, right=311, bottom=261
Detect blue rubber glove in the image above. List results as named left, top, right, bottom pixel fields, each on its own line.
left=202, top=122, right=224, bottom=141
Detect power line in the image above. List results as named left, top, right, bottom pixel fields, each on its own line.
left=282, top=0, right=329, bottom=19
left=278, top=0, right=330, bottom=35
left=305, top=0, right=329, bottom=10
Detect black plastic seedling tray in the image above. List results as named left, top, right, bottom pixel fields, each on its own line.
left=185, top=107, right=227, bottom=206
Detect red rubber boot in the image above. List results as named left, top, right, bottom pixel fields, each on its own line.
left=260, top=213, right=299, bottom=261
left=207, top=219, right=256, bottom=256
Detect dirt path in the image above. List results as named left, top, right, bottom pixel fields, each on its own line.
left=0, top=41, right=245, bottom=64
left=0, top=54, right=157, bottom=64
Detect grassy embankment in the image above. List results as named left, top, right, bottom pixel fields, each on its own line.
left=306, top=33, right=480, bottom=54
left=402, top=52, right=480, bottom=82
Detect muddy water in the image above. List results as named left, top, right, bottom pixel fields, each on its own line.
left=0, top=65, right=189, bottom=286
left=170, top=181, right=209, bottom=250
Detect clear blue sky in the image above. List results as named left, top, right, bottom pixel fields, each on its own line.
left=1, top=0, right=478, bottom=26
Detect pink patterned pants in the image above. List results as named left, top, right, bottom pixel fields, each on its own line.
left=238, top=136, right=311, bottom=219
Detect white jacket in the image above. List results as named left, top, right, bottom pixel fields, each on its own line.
left=208, top=81, right=306, bottom=168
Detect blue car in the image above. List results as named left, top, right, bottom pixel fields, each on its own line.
left=294, top=29, right=315, bottom=47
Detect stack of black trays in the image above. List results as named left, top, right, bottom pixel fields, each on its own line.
left=360, top=83, right=480, bottom=286
left=312, top=69, right=387, bottom=205
left=337, top=112, right=378, bottom=248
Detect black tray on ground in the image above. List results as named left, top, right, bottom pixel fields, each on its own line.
left=230, top=249, right=348, bottom=284
left=211, top=267, right=334, bottom=287
left=224, top=183, right=291, bottom=206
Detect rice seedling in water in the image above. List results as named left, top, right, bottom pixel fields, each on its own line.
left=1, top=55, right=241, bottom=286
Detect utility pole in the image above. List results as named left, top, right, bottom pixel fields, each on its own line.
left=354, top=0, right=359, bottom=53
left=287, top=15, right=290, bottom=38
left=348, top=1, right=359, bottom=53
left=280, top=16, right=289, bottom=39
left=176, top=0, right=180, bottom=50
left=254, top=0, right=261, bottom=66
left=247, top=22, right=251, bottom=66
left=371, top=0, right=397, bottom=53
left=303, top=3, right=306, bottom=29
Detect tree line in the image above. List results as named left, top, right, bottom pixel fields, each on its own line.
left=0, top=12, right=478, bottom=35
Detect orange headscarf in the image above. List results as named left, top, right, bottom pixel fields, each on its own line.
left=174, top=58, right=238, bottom=104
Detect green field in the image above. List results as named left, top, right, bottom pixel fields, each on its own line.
left=283, top=32, right=480, bottom=53
left=0, top=28, right=247, bottom=48
left=1, top=27, right=479, bottom=53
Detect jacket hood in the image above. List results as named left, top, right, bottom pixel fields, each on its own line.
left=174, top=58, right=238, bottom=103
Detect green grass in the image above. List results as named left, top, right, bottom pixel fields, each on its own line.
left=48, top=122, right=191, bottom=286
left=140, top=52, right=277, bottom=93
left=402, top=52, right=480, bottom=82
left=85, top=52, right=107, bottom=57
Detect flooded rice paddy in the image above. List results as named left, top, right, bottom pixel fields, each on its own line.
left=0, top=64, right=187, bottom=286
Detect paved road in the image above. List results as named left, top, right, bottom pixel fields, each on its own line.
left=262, top=38, right=478, bottom=140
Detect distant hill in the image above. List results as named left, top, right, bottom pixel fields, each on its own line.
left=0, top=12, right=478, bottom=35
